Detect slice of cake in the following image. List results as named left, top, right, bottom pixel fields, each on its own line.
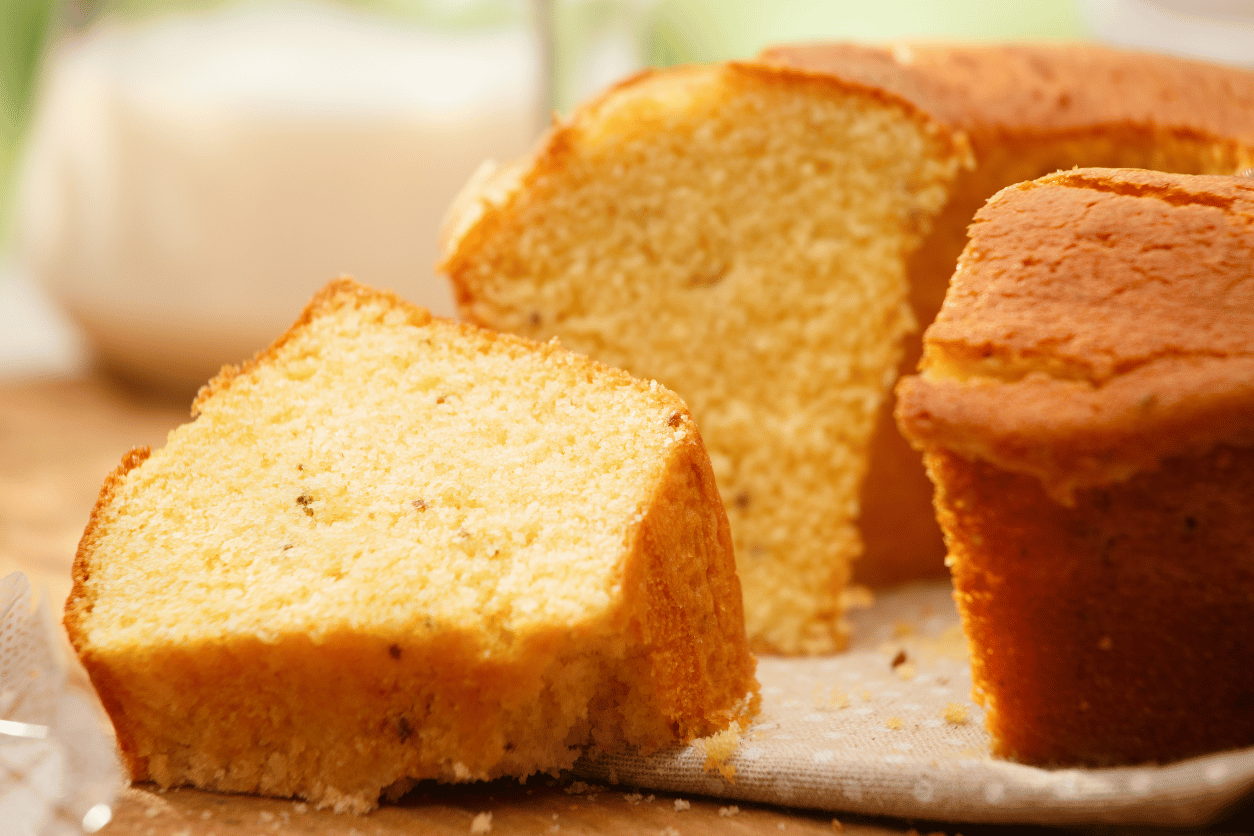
left=896, top=168, right=1254, bottom=765
left=65, top=278, right=758, bottom=812
left=441, top=62, right=973, bottom=654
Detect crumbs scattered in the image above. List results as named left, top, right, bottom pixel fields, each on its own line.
left=564, top=781, right=595, bottom=795
left=673, top=798, right=690, bottom=812
left=293, top=802, right=308, bottom=814
left=841, top=585, right=875, bottom=610
left=943, top=703, right=969, bottom=725
left=831, top=818, right=844, bottom=831
left=698, top=723, right=742, bottom=781
left=623, top=792, right=644, bottom=805
left=470, top=811, right=493, bottom=833
left=719, top=806, right=740, bottom=817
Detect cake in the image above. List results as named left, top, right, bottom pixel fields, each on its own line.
left=64, top=278, right=758, bottom=811
left=895, top=168, right=1254, bottom=765
left=441, top=45, right=1254, bottom=653
left=441, top=62, right=973, bottom=654
left=760, top=42, right=1254, bottom=586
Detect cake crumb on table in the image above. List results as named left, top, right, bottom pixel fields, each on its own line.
left=673, top=798, right=690, bottom=811
left=470, top=811, right=493, bottom=833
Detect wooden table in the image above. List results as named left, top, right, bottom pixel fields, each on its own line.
left=2, top=374, right=1247, bottom=835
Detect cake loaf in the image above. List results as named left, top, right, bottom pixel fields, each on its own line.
left=441, top=62, right=972, bottom=654
left=65, top=278, right=758, bottom=811
left=896, top=168, right=1254, bottom=765
left=443, top=45, right=1254, bottom=652
left=760, top=42, right=1254, bottom=586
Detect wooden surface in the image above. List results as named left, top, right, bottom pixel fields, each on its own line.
left=2, top=373, right=1249, bottom=835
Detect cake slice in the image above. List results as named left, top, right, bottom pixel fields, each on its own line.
left=65, top=278, right=758, bottom=812
left=441, top=62, right=972, bottom=654
left=896, top=169, right=1254, bottom=765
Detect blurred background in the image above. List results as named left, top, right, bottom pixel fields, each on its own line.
left=1, top=0, right=1253, bottom=391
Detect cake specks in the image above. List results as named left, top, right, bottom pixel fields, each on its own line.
left=295, top=494, right=315, bottom=516
left=388, top=644, right=402, bottom=660
left=667, top=412, right=683, bottom=428
left=412, top=498, right=428, bottom=511
left=890, top=649, right=908, bottom=669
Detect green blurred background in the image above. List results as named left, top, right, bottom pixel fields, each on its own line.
left=0, top=0, right=1087, bottom=241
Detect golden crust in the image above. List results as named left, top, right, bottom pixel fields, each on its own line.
left=897, top=168, right=1254, bottom=498
left=760, top=41, right=1254, bottom=146
left=927, top=444, right=1254, bottom=766
left=897, top=168, right=1254, bottom=766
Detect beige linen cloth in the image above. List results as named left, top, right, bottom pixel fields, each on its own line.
left=577, top=582, right=1254, bottom=828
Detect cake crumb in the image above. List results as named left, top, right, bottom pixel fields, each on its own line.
left=719, top=806, right=740, bottom=817
left=624, top=792, right=644, bottom=804
left=564, top=781, right=595, bottom=795
left=841, top=584, right=875, bottom=609
left=470, top=811, right=493, bottom=833
left=673, top=798, right=690, bottom=811
left=943, top=702, right=969, bottom=725
left=698, top=723, right=742, bottom=780
left=831, top=818, right=844, bottom=831
left=293, top=802, right=309, bottom=814
left=886, top=717, right=904, bottom=730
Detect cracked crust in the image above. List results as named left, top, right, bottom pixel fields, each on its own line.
left=897, top=168, right=1254, bottom=499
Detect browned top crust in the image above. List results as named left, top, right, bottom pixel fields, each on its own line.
left=896, top=168, right=1254, bottom=501
left=759, top=42, right=1254, bottom=149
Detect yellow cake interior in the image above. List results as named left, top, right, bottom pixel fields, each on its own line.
left=444, top=64, right=970, bottom=654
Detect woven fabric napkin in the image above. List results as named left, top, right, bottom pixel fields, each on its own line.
left=577, top=582, right=1254, bottom=828
left=0, top=573, right=123, bottom=835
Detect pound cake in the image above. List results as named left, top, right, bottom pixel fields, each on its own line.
left=761, top=42, right=1254, bottom=585
left=441, top=62, right=973, bottom=654
left=65, top=278, right=758, bottom=811
left=896, top=169, right=1254, bottom=766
